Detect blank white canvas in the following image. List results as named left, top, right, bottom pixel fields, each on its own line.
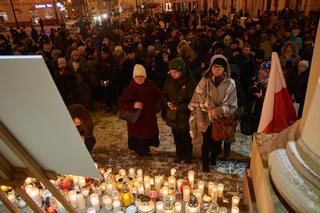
left=0, top=56, right=100, bottom=178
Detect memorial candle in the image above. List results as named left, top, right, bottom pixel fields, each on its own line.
left=156, top=201, right=164, bottom=213
left=137, top=184, right=145, bottom=195
left=79, top=177, right=86, bottom=187
left=187, top=170, right=195, bottom=188
left=220, top=207, right=227, bottom=213
left=102, top=195, right=112, bottom=210
left=128, top=168, right=135, bottom=177
left=149, top=177, right=154, bottom=186
left=192, top=189, right=202, bottom=204
left=170, top=168, right=176, bottom=176
left=68, top=190, right=77, bottom=208
left=106, top=182, right=113, bottom=195
left=168, top=176, right=176, bottom=191
left=144, top=183, right=151, bottom=195
left=25, top=177, right=33, bottom=185
left=232, top=195, right=240, bottom=207
left=7, top=193, right=16, bottom=203
left=217, top=183, right=224, bottom=198
left=143, top=175, right=150, bottom=185
left=28, top=188, right=42, bottom=207
left=207, top=182, right=215, bottom=197
left=73, top=176, right=79, bottom=186
left=82, top=188, right=90, bottom=198
left=77, top=193, right=86, bottom=209
left=161, top=186, right=169, bottom=199
left=136, top=169, right=143, bottom=176
left=119, top=169, right=126, bottom=177
left=90, top=193, right=100, bottom=210
left=176, top=179, right=183, bottom=191
left=231, top=206, right=240, bottom=213
left=113, top=200, right=121, bottom=212
left=197, top=180, right=205, bottom=194
left=212, top=187, right=218, bottom=201
left=87, top=207, right=96, bottom=213
left=183, top=185, right=191, bottom=202
left=174, top=201, right=182, bottom=213
left=155, top=176, right=162, bottom=191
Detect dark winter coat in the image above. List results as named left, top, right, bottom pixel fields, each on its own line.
left=118, top=79, right=162, bottom=140
left=162, top=75, right=196, bottom=131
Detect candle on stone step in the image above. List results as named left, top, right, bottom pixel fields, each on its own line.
left=90, top=193, right=100, bottom=210
left=197, top=180, right=205, bottom=194
left=119, top=169, right=126, bottom=177
left=79, top=176, right=86, bottom=187
left=192, top=189, right=202, bottom=204
left=231, top=206, right=240, bottom=213
left=170, top=168, right=177, bottom=176
left=27, top=188, right=42, bottom=207
left=128, top=168, right=135, bottom=177
left=187, top=170, right=195, bottom=189
left=176, top=179, right=183, bottom=192
left=161, top=186, right=169, bottom=199
left=232, top=195, right=240, bottom=207
left=77, top=193, right=86, bottom=209
left=144, top=183, right=151, bottom=195
left=68, top=190, right=77, bottom=208
left=220, top=207, right=227, bottom=213
left=207, top=182, right=215, bottom=196
left=144, top=175, right=150, bottom=185
left=183, top=185, right=191, bottom=202
left=156, top=201, right=164, bottom=213
left=136, top=169, right=143, bottom=176
left=155, top=176, right=162, bottom=191
left=106, top=182, right=113, bottom=195
left=168, top=176, right=176, bottom=191
left=217, top=183, right=224, bottom=198
left=87, top=207, right=96, bottom=213
left=174, top=201, right=182, bottom=213
left=82, top=187, right=90, bottom=198
left=149, top=177, right=154, bottom=186
left=212, top=187, right=218, bottom=201
left=113, top=200, right=121, bottom=212
left=103, top=195, right=112, bottom=210
left=137, top=184, right=145, bottom=195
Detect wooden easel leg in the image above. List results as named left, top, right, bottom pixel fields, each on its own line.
left=0, top=190, right=19, bottom=213
left=14, top=187, right=43, bottom=213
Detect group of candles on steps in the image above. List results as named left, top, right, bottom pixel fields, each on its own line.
left=2, top=165, right=240, bottom=213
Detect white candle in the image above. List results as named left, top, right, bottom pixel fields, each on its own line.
left=73, top=176, right=79, bottom=186
left=27, top=188, right=42, bottom=207
left=107, top=168, right=112, bottom=174
left=149, top=178, right=154, bottom=186
left=136, top=169, right=143, bottom=176
left=170, top=168, right=177, bottom=176
left=217, top=183, right=224, bottom=198
left=131, top=186, right=137, bottom=195
left=212, top=187, right=218, bottom=201
left=102, top=195, right=112, bottom=210
left=24, top=184, right=33, bottom=194
left=202, top=195, right=211, bottom=203
left=106, top=182, right=113, bottom=195
left=79, top=176, right=86, bottom=187
left=90, top=193, right=100, bottom=210
left=156, top=201, right=164, bottom=213
left=183, top=185, right=190, bottom=202
left=232, top=195, right=240, bottom=207
left=143, top=175, right=150, bottom=185
left=207, top=182, right=215, bottom=197
left=155, top=176, right=162, bottom=191
left=82, top=188, right=90, bottom=198
left=137, top=184, right=145, bottom=195
left=176, top=179, right=183, bottom=191
left=77, top=193, right=86, bottom=209
left=187, top=170, right=195, bottom=188
left=128, top=168, right=135, bottom=177
left=197, top=180, right=205, bottom=194
left=144, top=183, right=151, bottom=195
left=87, top=207, right=96, bottom=213
left=192, top=189, right=202, bottom=204
left=113, top=200, right=121, bottom=212
left=220, top=207, right=228, bottom=213
left=168, top=176, right=176, bottom=191
left=68, top=190, right=77, bottom=208
left=95, top=185, right=102, bottom=196
left=137, top=175, right=143, bottom=183
left=174, top=201, right=182, bottom=213
left=161, top=186, right=169, bottom=199
left=119, top=169, right=126, bottom=177
left=186, top=205, right=199, bottom=213
left=231, top=206, right=240, bottom=213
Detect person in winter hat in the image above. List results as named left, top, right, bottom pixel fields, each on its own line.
left=163, top=58, right=196, bottom=164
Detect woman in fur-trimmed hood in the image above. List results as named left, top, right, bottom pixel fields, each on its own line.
left=188, top=54, right=237, bottom=172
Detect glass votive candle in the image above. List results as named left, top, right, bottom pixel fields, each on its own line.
left=232, top=195, right=240, bottom=207
left=87, top=207, right=96, bottom=213
left=220, top=207, right=228, bottom=213
left=103, top=195, right=113, bottom=210
left=79, top=176, right=86, bottom=187
left=182, top=185, right=191, bottom=202
left=231, top=206, right=240, bottom=213
left=17, top=198, right=27, bottom=209
left=156, top=201, right=164, bottom=213
left=82, top=187, right=90, bottom=198
left=174, top=201, right=182, bottom=213
left=217, top=183, right=224, bottom=198
left=90, top=193, right=100, bottom=210
left=68, top=190, right=77, bottom=208
left=113, top=200, right=121, bottom=212
left=119, top=169, right=126, bottom=177
left=136, top=169, right=143, bottom=176
left=170, top=168, right=177, bottom=176
left=77, top=193, right=86, bottom=209
left=128, top=168, right=135, bottom=177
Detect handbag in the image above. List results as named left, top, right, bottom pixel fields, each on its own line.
left=119, top=109, right=142, bottom=124
left=211, top=117, right=235, bottom=141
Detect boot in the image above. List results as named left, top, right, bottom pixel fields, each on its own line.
left=174, top=145, right=182, bottom=163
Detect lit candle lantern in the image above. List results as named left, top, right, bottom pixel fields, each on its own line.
left=137, top=175, right=143, bottom=183
left=231, top=206, right=240, bottom=213
left=87, top=207, right=96, bottom=213
left=95, top=185, right=102, bottom=196
left=113, top=200, right=121, bottom=212
left=131, top=186, right=137, bottom=195
left=156, top=201, right=164, bottom=213
left=217, top=183, right=224, bottom=198
left=68, top=190, right=77, bottom=208
left=149, top=178, right=154, bottom=186
left=174, top=201, right=182, bottom=213
left=168, top=176, right=176, bottom=191
left=24, top=184, right=33, bottom=194
left=101, top=183, right=106, bottom=191
left=7, top=193, right=16, bottom=203
left=137, top=184, right=145, bottom=195
left=144, top=175, right=150, bottom=184
left=77, top=193, right=86, bottom=209
left=106, top=182, right=114, bottom=195
left=220, top=207, right=228, bottom=213
left=155, top=176, right=162, bottom=191
left=212, top=187, right=218, bottom=201
left=232, top=195, right=240, bottom=207
left=119, top=169, right=126, bottom=177
left=82, top=188, right=90, bottom=198
left=128, top=168, right=135, bottom=177
left=144, top=183, right=151, bottom=195
left=202, top=195, right=211, bottom=203
left=197, top=180, right=205, bottom=194
left=176, top=179, right=183, bottom=192
left=79, top=177, right=86, bottom=187
left=187, top=170, right=195, bottom=189
left=17, top=198, right=27, bottom=208
left=27, top=188, right=42, bottom=207
left=90, top=193, right=100, bottom=210
left=207, top=182, right=215, bottom=197
left=192, top=189, right=202, bottom=204
left=107, top=168, right=112, bottom=174
left=136, top=169, right=143, bottom=176
left=102, top=195, right=112, bottom=210
left=183, top=185, right=191, bottom=202
left=170, top=168, right=177, bottom=176
left=73, top=176, right=79, bottom=186
left=162, top=186, right=169, bottom=199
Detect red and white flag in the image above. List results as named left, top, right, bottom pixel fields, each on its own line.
left=258, top=52, right=297, bottom=133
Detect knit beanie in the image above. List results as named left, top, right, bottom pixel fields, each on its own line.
left=168, top=58, right=187, bottom=74
left=133, top=64, right=147, bottom=78
left=212, top=57, right=228, bottom=71
left=260, top=61, right=272, bottom=72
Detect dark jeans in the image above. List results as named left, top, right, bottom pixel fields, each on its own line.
left=85, top=136, right=96, bottom=154
left=172, top=129, right=193, bottom=161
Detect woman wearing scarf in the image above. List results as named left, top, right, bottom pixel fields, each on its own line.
left=163, top=58, right=196, bottom=164
left=189, top=55, right=237, bottom=172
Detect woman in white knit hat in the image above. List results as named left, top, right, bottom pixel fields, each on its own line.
left=117, top=64, right=162, bottom=156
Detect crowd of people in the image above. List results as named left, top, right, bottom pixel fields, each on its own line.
left=0, top=7, right=318, bottom=172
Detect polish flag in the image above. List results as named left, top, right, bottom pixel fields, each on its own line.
left=258, top=52, right=297, bottom=133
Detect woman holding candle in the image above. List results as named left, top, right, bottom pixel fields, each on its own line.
left=118, top=64, right=162, bottom=156
left=189, top=55, right=237, bottom=172
left=162, top=58, right=196, bottom=163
